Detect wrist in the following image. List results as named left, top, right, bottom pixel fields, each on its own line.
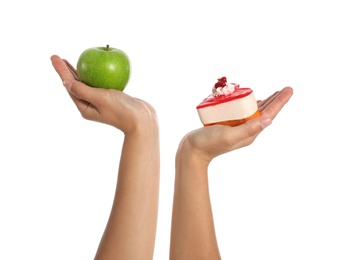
left=176, top=134, right=210, bottom=171
left=124, top=106, right=159, bottom=138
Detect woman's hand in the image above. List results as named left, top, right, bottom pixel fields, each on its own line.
left=51, top=55, right=157, bottom=134
left=178, top=87, right=294, bottom=165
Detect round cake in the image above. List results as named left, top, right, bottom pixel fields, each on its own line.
left=196, top=77, right=261, bottom=127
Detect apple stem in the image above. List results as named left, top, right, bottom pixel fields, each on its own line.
left=106, top=44, right=109, bottom=51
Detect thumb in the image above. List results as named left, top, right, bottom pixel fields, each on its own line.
left=224, top=116, right=272, bottom=151
left=63, top=79, right=101, bottom=105
left=237, top=116, right=272, bottom=139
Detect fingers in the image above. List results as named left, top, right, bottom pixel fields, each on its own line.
left=51, top=55, right=105, bottom=121
left=51, top=55, right=76, bottom=82
left=51, top=55, right=103, bottom=106
left=60, top=79, right=101, bottom=121
left=63, top=79, right=102, bottom=106
left=261, top=87, right=293, bottom=120
left=63, top=59, right=79, bottom=80
left=229, top=116, right=272, bottom=141
left=257, top=90, right=280, bottom=109
left=262, top=87, right=293, bottom=119
left=201, top=116, right=272, bottom=156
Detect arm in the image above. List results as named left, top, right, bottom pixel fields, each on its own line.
left=95, top=113, right=160, bottom=260
left=51, top=55, right=160, bottom=260
left=170, top=87, right=293, bottom=260
left=170, top=141, right=221, bottom=260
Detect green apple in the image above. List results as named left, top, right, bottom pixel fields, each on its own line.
left=76, top=45, right=131, bottom=91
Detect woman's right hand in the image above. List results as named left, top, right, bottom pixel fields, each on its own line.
left=51, top=55, right=158, bottom=134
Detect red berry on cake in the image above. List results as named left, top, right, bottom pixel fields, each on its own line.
left=215, top=77, right=227, bottom=88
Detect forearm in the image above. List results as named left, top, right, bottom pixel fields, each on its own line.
left=95, top=121, right=160, bottom=260
left=170, top=138, right=221, bottom=260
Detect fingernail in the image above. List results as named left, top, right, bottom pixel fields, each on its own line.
left=63, top=80, right=72, bottom=91
left=260, top=118, right=272, bottom=129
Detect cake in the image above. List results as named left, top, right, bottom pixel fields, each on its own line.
left=196, top=76, right=261, bottom=127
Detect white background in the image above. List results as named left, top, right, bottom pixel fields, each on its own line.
left=1, top=0, right=346, bottom=259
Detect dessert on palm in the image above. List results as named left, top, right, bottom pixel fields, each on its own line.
left=196, top=76, right=261, bottom=127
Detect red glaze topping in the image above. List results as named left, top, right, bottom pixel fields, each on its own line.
left=196, top=76, right=253, bottom=109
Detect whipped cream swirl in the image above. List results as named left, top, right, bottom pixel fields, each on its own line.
left=212, top=83, right=238, bottom=96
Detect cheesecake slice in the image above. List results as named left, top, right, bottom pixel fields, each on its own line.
left=197, top=77, right=261, bottom=127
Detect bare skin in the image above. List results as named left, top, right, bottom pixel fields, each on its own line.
left=170, top=87, right=294, bottom=260
left=51, top=55, right=160, bottom=260
left=51, top=53, right=293, bottom=259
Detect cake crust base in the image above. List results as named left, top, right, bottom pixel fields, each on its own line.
left=203, top=110, right=261, bottom=127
